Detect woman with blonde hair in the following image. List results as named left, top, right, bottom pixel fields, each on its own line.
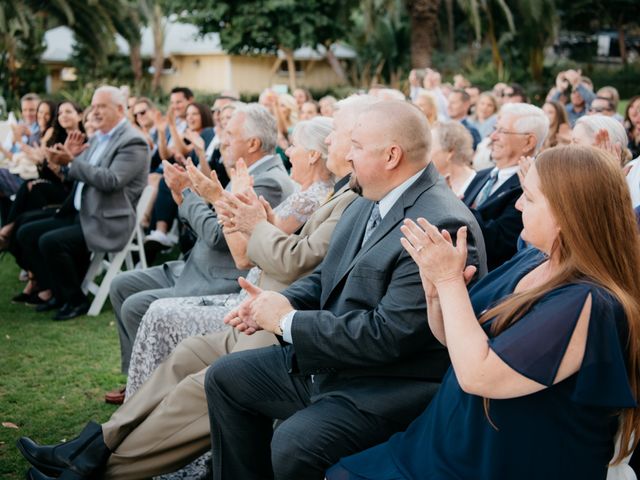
left=275, top=93, right=299, bottom=150
left=413, top=91, right=438, bottom=125
left=328, top=145, right=640, bottom=480
left=471, top=92, right=499, bottom=138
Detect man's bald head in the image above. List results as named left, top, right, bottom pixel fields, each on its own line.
left=359, top=100, right=431, bottom=167
left=347, top=100, right=432, bottom=200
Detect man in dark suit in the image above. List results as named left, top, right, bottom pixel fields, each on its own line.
left=463, top=103, right=549, bottom=271
left=16, top=86, right=150, bottom=320
left=205, top=100, right=487, bottom=479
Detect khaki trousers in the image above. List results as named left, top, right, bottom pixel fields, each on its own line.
left=101, top=327, right=278, bottom=479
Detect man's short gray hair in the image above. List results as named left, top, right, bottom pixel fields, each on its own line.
left=94, top=85, right=127, bottom=111
left=20, top=93, right=40, bottom=104
left=234, top=103, right=277, bottom=154
left=500, top=103, right=549, bottom=154
left=291, top=117, right=333, bottom=162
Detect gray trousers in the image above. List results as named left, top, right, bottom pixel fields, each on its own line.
left=205, top=346, right=404, bottom=480
left=110, top=265, right=180, bottom=374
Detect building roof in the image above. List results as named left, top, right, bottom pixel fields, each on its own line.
left=43, top=19, right=356, bottom=63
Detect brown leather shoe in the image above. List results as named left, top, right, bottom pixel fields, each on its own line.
left=104, top=387, right=125, bottom=405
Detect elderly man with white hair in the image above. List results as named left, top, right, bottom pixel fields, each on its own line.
left=463, top=103, right=549, bottom=270
left=15, top=85, right=150, bottom=321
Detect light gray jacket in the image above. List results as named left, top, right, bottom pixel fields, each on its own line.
left=68, top=121, right=150, bottom=252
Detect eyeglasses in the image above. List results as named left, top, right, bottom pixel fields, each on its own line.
left=133, top=110, right=147, bottom=117
left=589, top=106, right=611, bottom=113
left=492, top=127, right=531, bottom=136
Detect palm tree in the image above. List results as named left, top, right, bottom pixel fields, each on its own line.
left=404, top=0, right=442, bottom=68
left=1, top=0, right=139, bottom=102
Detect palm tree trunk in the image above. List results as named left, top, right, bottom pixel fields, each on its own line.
left=485, top=8, right=504, bottom=79
left=444, top=0, right=455, bottom=53
left=405, top=0, right=441, bottom=68
left=151, top=4, right=164, bottom=93
left=129, top=39, right=143, bottom=87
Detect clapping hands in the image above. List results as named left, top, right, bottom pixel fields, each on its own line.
left=223, top=277, right=293, bottom=335
left=593, top=129, right=623, bottom=164
left=400, top=219, right=476, bottom=298
left=185, top=160, right=224, bottom=204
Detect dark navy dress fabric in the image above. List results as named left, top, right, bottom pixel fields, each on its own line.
left=327, top=248, right=636, bottom=480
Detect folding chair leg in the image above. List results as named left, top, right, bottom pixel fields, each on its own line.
left=81, top=252, right=106, bottom=295
left=86, top=249, right=128, bottom=317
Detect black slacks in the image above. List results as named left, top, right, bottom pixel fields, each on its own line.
left=204, top=345, right=404, bottom=480
left=16, top=213, right=89, bottom=303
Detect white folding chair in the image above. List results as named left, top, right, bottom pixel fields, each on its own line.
left=81, top=185, right=154, bottom=316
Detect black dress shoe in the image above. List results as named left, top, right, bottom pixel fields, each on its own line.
left=17, top=421, right=109, bottom=479
left=35, top=297, right=62, bottom=313
left=11, top=292, right=33, bottom=304
left=26, top=466, right=56, bottom=480
left=53, top=301, right=90, bottom=321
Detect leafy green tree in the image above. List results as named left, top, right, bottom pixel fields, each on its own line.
left=167, top=0, right=357, bottom=89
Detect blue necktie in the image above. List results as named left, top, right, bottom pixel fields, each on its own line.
left=362, top=203, right=381, bottom=246
left=473, top=170, right=498, bottom=208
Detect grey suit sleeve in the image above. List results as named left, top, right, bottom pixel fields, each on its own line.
left=69, top=138, right=149, bottom=192
left=178, top=174, right=292, bottom=252
left=178, top=189, right=225, bottom=250
left=287, top=250, right=429, bottom=373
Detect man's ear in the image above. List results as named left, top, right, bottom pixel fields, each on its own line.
left=523, top=135, right=537, bottom=156
left=247, top=137, right=261, bottom=154
left=385, top=144, right=402, bottom=170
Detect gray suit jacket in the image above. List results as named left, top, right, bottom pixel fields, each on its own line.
left=281, top=163, right=488, bottom=423
left=68, top=121, right=150, bottom=252
left=169, top=154, right=296, bottom=297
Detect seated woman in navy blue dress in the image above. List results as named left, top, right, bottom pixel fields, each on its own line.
left=327, top=145, right=640, bottom=480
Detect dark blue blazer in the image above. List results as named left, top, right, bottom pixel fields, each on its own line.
left=463, top=167, right=523, bottom=271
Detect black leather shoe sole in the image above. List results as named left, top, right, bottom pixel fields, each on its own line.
left=16, top=438, right=65, bottom=477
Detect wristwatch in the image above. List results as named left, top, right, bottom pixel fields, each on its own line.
left=274, top=318, right=284, bottom=336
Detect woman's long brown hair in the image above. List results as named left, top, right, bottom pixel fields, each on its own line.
left=478, top=145, right=640, bottom=463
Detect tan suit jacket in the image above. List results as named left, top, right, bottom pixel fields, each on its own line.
left=249, top=183, right=358, bottom=291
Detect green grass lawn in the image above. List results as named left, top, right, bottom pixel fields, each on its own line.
left=0, top=254, right=124, bottom=479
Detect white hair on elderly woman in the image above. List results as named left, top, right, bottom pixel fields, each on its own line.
left=575, top=114, right=632, bottom=164
left=290, top=117, right=333, bottom=162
